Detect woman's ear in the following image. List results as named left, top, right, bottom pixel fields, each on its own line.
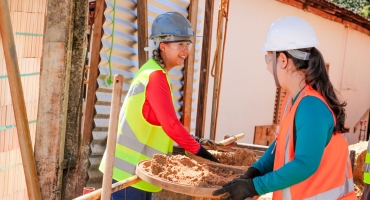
left=159, top=43, right=166, bottom=52
left=279, top=52, right=288, bottom=69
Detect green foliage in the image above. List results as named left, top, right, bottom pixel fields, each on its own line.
left=360, top=5, right=370, bottom=18
left=330, top=0, right=370, bottom=15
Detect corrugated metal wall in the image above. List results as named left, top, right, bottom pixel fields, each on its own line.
left=0, top=0, right=46, bottom=199
left=87, top=0, right=204, bottom=189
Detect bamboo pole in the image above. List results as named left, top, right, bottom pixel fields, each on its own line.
left=101, top=74, right=124, bottom=200
left=0, top=1, right=42, bottom=199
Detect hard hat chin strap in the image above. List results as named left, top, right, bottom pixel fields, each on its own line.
left=273, top=51, right=281, bottom=88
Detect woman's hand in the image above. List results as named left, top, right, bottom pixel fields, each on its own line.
left=212, top=179, right=258, bottom=200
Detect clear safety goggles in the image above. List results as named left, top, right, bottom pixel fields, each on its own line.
left=166, top=41, right=193, bottom=51
left=265, top=50, right=310, bottom=64
left=265, top=54, right=273, bottom=64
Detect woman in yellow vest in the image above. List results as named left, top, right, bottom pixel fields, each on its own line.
left=213, top=16, right=356, bottom=200
left=99, top=12, right=219, bottom=200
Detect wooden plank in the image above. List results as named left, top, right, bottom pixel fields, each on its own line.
left=101, top=75, right=123, bottom=200
left=195, top=0, right=214, bottom=138
left=253, top=125, right=277, bottom=146
left=137, top=0, right=148, bottom=68
left=77, top=0, right=105, bottom=195
left=0, top=1, right=42, bottom=199
left=181, top=0, right=198, bottom=130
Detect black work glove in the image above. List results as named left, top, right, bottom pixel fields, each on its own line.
left=196, top=145, right=220, bottom=163
left=240, top=167, right=261, bottom=179
left=212, top=179, right=258, bottom=200
left=223, top=167, right=261, bottom=187
left=192, top=135, right=217, bottom=146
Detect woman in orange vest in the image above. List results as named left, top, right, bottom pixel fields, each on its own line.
left=213, top=16, right=356, bottom=200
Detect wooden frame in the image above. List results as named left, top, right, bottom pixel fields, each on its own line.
left=182, top=0, right=199, bottom=130
left=137, top=0, right=148, bottom=68
left=195, top=0, right=214, bottom=138
left=77, top=0, right=105, bottom=194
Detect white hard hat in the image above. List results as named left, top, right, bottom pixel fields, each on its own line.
left=261, top=16, right=319, bottom=51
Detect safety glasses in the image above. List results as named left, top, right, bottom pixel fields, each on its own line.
left=265, top=54, right=273, bottom=64
left=167, top=42, right=193, bottom=51
left=265, top=53, right=280, bottom=64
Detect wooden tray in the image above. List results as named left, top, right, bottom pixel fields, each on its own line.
left=135, top=160, right=247, bottom=198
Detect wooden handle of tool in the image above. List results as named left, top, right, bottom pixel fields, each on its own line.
left=74, top=176, right=141, bottom=200
left=101, top=75, right=124, bottom=200
left=217, top=133, right=245, bottom=146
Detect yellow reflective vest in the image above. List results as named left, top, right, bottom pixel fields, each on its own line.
left=365, top=141, right=370, bottom=184
left=99, top=59, right=174, bottom=192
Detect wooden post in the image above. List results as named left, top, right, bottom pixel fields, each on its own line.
left=195, top=0, right=214, bottom=138
left=77, top=0, right=105, bottom=195
left=0, top=0, right=42, bottom=199
left=210, top=6, right=224, bottom=141
left=350, top=150, right=355, bottom=173
left=182, top=0, right=199, bottom=130
left=101, top=75, right=123, bottom=200
left=137, top=0, right=148, bottom=68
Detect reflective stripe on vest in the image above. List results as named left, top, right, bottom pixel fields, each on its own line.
left=281, top=135, right=354, bottom=199
left=127, top=82, right=146, bottom=97
left=305, top=178, right=354, bottom=200
left=281, top=125, right=354, bottom=199
left=114, top=118, right=172, bottom=174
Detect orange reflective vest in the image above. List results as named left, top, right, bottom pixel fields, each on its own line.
left=273, top=85, right=356, bottom=200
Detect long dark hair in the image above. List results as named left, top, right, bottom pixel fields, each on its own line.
left=279, top=47, right=349, bottom=133
left=152, top=48, right=164, bottom=66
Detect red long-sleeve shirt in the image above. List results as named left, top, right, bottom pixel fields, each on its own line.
left=142, top=70, right=200, bottom=154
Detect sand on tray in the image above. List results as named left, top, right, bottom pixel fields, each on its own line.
left=209, top=148, right=257, bottom=166
left=143, top=154, right=243, bottom=187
